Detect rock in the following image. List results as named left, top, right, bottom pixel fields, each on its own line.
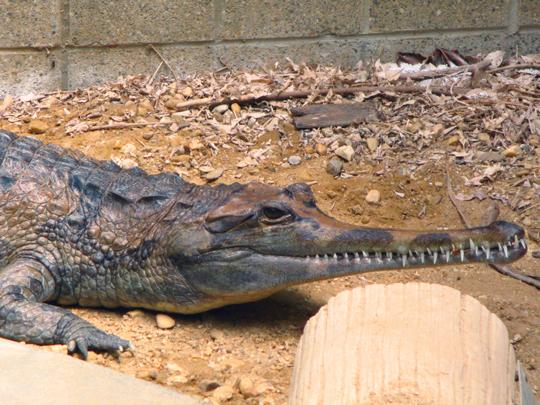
left=326, top=157, right=343, bottom=176
left=212, top=104, right=229, bottom=114
left=0, top=338, right=200, bottom=405
left=137, top=98, right=154, bottom=116
left=142, top=132, right=154, bottom=141
left=365, top=189, right=381, bottom=204
left=156, top=314, right=176, bottom=329
left=304, top=145, right=315, bottom=154
left=112, top=157, right=138, bottom=169
left=121, top=143, right=137, bottom=155
left=206, top=169, right=224, bottom=182
left=366, top=137, right=378, bottom=152
left=238, top=376, right=256, bottom=398
left=188, top=139, right=204, bottom=150
left=349, top=205, right=364, bottom=216
left=171, top=112, right=188, bottom=124
left=288, top=155, right=301, bottom=166
left=335, top=145, right=355, bottom=161
left=434, top=181, right=444, bottom=188
left=315, top=143, right=327, bottom=155
left=28, top=120, right=49, bottom=134
left=126, top=309, right=146, bottom=319
left=478, top=133, right=491, bottom=143
left=182, top=86, right=193, bottom=98
left=212, top=385, right=234, bottom=402
left=230, top=103, right=241, bottom=114
left=502, top=145, right=521, bottom=158
left=199, top=379, right=221, bottom=392
left=209, top=329, right=225, bottom=341
left=476, top=151, right=504, bottom=162
left=165, top=99, right=178, bottom=110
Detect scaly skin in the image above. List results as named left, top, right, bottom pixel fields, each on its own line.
left=0, top=130, right=527, bottom=358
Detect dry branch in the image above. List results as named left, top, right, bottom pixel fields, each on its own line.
left=399, top=60, right=491, bottom=81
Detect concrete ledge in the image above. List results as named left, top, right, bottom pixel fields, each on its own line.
left=66, top=45, right=214, bottom=89
left=0, top=338, right=202, bottom=405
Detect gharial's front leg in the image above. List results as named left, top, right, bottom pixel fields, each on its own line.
left=0, top=258, right=131, bottom=359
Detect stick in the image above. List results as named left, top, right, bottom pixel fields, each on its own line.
left=146, top=61, right=164, bottom=86
left=187, top=85, right=469, bottom=111
left=399, top=60, right=491, bottom=81
left=488, top=63, right=540, bottom=74
left=82, top=121, right=170, bottom=132
left=149, top=44, right=178, bottom=82
left=445, top=168, right=540, bottom=290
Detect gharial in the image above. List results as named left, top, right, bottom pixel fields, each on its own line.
left=0, top=130, right=527, bottom=358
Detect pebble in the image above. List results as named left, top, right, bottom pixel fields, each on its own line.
left=476, top=151, right=504, bottom=162
left=206, top=168, right=224, bottom=181
left=365, top=189, right=381, bottom=204
left=366, top=137, right=378, bottom=152
left=29, top=120, right=49, bottom=134
left=230, top=103, right=241, bottom=114
left=238, top=376, right=256, bottom=398
left=478, top=133, right=491, bottom=143
left=335, top=145, right=355, bottom=161
left=126, top=309, right=146, bottom=318
left=137, top=99, right=154, bottom=116
left=288, top=155, right=301, bottom=165
left=209, top=329, right=225, bottom=341
left=502, top=145, right=521, bottom=158
left=212, top=104, right=229, bottom=114
left=182, top=86, right=193, bottom=98
left=315, top=143, right=327, bottom=155
left=212, top=385, right=234, bottom=402
left=155, top=313, right=175, bottom=329
left=199, top=379, right=221, bottom=392
left=142, top=133, right=154, bottom=141
left=121, top=143, right=137, bottom=155
left=326, top=156, right=343, bottom=176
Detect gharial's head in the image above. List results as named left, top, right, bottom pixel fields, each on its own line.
left=166, top=182, right=527, bottom=311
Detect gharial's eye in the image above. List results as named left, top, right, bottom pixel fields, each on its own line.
left=260, top=206, right=292, bottom=224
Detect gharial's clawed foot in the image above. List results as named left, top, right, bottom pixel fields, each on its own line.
left=65, top=326, right=132, bottom=360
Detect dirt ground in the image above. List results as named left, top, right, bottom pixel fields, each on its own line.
left=0, top=61, right=538, bottom=403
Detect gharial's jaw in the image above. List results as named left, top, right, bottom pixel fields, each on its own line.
left=180, top=220, right=527, bottom=302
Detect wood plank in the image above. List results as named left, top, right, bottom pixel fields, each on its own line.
left=291, top=102, right=379, bottom=129
left=289, top=283, right=515, bottom=405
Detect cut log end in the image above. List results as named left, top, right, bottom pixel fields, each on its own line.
left=289, top=283, right=515, bottom=405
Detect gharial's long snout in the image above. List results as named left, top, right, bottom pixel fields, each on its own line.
left=287, top=219, right=527, bottom=275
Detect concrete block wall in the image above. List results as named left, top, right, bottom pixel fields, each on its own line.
left=0, top=0, right=539, bottom=96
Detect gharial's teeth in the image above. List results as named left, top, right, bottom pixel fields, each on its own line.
left=362, top=251, right=368, bottom=258
left=503, top=245, right=509, bottom=258
left=315, top=254, right=320, bottom=261
left=354, top=252, right=360, bottom=259
left=469, top=239, right=475, bottom=250
left=475, top=246, right=480, bottom=256
left=387, top=251, right=393, bottom=261
left=402, top=254, right=407, bottom=267
left=333, top=253, right=338, bottom=260
left=420, top=252, right=425, bottom=263
left=324, top=254, right=328, bottom=260
left=520, top=239, right=526, bottom=249
left=514, top=235, right=520, bottom=247
left=498, top=243, right=503, bottom=252
left=433, top=252, right=438, bottom=264
left=445, top=250, right=451, bottom=263
left=344, top=252, right=349, bottom=260
left=460, top=249, right=465, bottom=262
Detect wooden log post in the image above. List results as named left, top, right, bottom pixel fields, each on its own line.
left=289, top=283, right=516, bottom=405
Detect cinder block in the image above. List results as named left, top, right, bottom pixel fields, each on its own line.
left=368, top=0, right=507, bottom=32
left=0, top=0, right=59, bottom=47
left=220, top=0, right=367, bottom=40
left=68, top=0, right=215, bottom=46
left=520, top=0, right=540, bottom=26
left=0, top=51, right=61, bottom=97
left=66, top=46, right=214, bottom=89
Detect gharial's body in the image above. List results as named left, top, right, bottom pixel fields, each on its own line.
left=0, top=130, right=527, bottom=357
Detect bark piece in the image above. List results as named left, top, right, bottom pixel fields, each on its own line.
left=291, top=102, right=379, bottom=129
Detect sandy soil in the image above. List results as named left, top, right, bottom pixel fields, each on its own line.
left=1, top=79, right=538, bottom=403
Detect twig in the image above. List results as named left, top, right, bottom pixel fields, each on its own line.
left=83, top=121, right=171, bottom=132
left=399, top=60, right=491, bottom=81
left=149, top=44, right=178, bottom=81
left=146, top=61, right=164, bottom=86
left=445, top=167, right=540, bottom=290
left=168, top=85, right=470, bottom=112
left=488, top=64, right=540, bottom=74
